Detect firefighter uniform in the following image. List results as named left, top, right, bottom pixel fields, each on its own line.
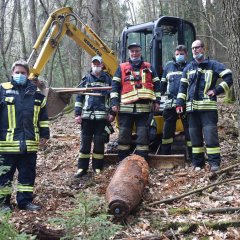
left=75, top=71, right=112, bottom=171
left=110, top=59, right=161, bottom=160
left=176, top=58, right=233, bottom=168
left=0, top=80, right=49, bottom=208
left=160, top=61, right=192, bottom=158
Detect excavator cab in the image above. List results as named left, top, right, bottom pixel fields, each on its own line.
left=119, top=17, right=196, bottom=134
left=120, top=16, right=196, bottom=77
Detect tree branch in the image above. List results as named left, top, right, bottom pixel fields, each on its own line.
left=197, top=34, right=228, bottom=49
left=148, top=176, right=240, bottom=206
left=202, top=207, right=240, bottom=214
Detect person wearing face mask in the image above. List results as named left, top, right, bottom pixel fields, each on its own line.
left=176, top=40, right=233, bottom=172
left=110, top=43, right=161, bottom=161
left=74, top=55, right=114, bottom=178
left=0, top=60, right=49, bottom=212
left=160, top=45, right=192, bottom=159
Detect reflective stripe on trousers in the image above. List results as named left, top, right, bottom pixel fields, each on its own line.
left=188, top=111, right=220, bottom=166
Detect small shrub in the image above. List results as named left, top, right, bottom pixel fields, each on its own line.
left=0, top=211, right=36, bottom=240
left=49, top=192, right=122, bottom=239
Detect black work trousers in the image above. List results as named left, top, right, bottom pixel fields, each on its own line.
left=0, top=153, right=37, bottom=207
left=118, top=112, right=150, bottom=161
left=161, top=108, right=192, bottom=158
left=188, top=111, right=220, bottom=167
left=78, top=119, right=106, bottom=170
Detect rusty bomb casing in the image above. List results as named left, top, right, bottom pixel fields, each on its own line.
left=105, top=154, right=149, bottom=218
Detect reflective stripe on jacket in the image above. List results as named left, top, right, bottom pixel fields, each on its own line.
left=75, top=71, right=112, bottom=120
left=160, top=61, right=187, bottom=109
left=0, top=81, right=50, bottom=153
left=110, top=59, right=161, bottom=113
left=176, top=58, right=233, bottom=112
left=120, top=62, right=156, bottom=104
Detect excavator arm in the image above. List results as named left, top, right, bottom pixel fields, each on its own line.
left=28, top=7, right=118, bottom=117
left=28, top=7, right=118, bottom=79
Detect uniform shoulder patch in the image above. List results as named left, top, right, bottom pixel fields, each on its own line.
left=1, top=82, right=13, bottom=89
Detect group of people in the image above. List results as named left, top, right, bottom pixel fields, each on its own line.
left=0, top=39, right=233, bottom=212
left=74, top=39, right=232, bottom=178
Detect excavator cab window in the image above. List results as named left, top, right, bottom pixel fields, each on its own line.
left=156, top=18, right=196, bottom=76
left=120, top=17, right=196, bottom=78
left=126, top=29, right=153, bottom=62
left=161, top=24, right=179, bottom=67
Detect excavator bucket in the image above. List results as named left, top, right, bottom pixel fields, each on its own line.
left=45, top=88, right=71, bottom=118
left=40, top=86, right=112, bottom=118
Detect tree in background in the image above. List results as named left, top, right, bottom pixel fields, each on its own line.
left=0, top=0, right=127, bottom=87
left=0, top=0, right=239, bottom=99
left=219, top=0, right=240, bottom=141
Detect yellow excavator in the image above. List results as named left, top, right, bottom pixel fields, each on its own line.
left=28, top=7, right=196, bottom=167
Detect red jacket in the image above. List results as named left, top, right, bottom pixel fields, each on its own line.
left=120, top=62, right=156, bottom=104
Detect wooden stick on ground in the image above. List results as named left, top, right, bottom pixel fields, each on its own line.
left=148, top=176, right=240, bottom=206
left=202, top=207, right=240, bottom=214
left=208, top=172, right=226, bottom=193
left=202, top=191, right=229, bottom=201
left=214, top=163, right=239, bottom=175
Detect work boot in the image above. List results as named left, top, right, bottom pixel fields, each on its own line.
left=161, top=143, right=172, bottom=155
left=18, top=202, right=41, bottom=211
left=193, top=166, right=202, bottom=172
left=210, top=164, right=220, bottom=172
left=93, top=168, right=101, bottom=175
left=0, top=203, right=13, bottom=212
left=74, top=169, right=88, bottom=178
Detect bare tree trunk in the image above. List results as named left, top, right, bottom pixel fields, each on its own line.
left=126, top=0, right=136, bottom=24
left=108, top=0, right=116, bottom=49
left=39, top=0, right=49, bottom=18
left=83, top=0, right=102, bottom=72
left=57, top=47, right=68, bottom=87
left=158, top=0, right=163, bottom=16
left=204, top=0, right=212, bottom=55
left=218, top=0, right=240, bottom=145
left=28, top=0, right=38, bottom=62
left=16, top=0, right=27, bottom=59
left=74, top=0, right=84, bottom=83
left=48, top=50, right=57, bottom=87
left=90, top=0, right=102, bottom=36
left=145, top=0, right=152, bottom=22
left=151, top=0, right=156, bottom=18
left=0, top=0, right=17, bottom=81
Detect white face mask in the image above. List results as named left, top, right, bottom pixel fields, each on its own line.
left=130, top=57, right=141, bottom=65
left=92, top=66, right=102, bottom=74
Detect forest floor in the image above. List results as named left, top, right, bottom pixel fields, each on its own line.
left=9, top=99, right=240, bottom=240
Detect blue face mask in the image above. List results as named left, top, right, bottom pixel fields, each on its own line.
left=194, top=53, right=204, bottom=60
left=175, top=55, right=185, bottom=63
left=13, top=74, right=27, bottom=85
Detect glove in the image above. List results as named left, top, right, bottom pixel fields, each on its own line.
left=176, top=106, right=183, bottom=114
